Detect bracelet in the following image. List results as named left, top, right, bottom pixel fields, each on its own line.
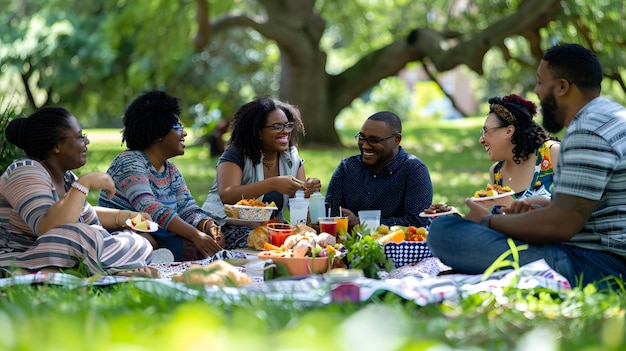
left=480, top=215, right=492, bottom=228
left=115, top=210, right=121, bottom=226
left=71, top=182, right=89, bottom=195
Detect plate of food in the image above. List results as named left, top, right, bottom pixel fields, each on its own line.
left=471, top=191, right=515, bottom=201
left=125, top=215, right=158, bottom=233
left=419, top=202, right=458, bottom=217
left=471, top=184, right=515, bottom=201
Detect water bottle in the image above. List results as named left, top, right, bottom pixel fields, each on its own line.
left=289, top=190, right=309, bottom=224
left=308, top=191, right=326, bottom=224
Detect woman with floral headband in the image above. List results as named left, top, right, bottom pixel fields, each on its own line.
left=478, top=94, right=560, bottom=211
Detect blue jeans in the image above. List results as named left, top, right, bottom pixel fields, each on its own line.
left=427, top=216, right=626, bottom=288
left=151, top=229, right=201, bottom=262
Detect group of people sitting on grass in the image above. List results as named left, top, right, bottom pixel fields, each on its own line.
left=0, top=43, right=624, bottom=289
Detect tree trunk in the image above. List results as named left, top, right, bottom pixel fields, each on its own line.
left=193, top=0, right=562, bottom=146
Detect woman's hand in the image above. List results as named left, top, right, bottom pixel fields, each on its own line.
left=192, top=231, right=222, bottom=258
left=273, top=175, right=307, bottom=195
left=199, top=218, right=225, bottom=249
left=303, top=177, right=322, bottom=197
left=77, top=172, right=116, bottom=199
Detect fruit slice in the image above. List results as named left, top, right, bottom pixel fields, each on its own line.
left=263, top=242, right=283, bottom=252
left=378, top=230, right=405, bottom=244
left=131, top=214, right=143, bottom=226
left=134, top=221, right=149, bottom=230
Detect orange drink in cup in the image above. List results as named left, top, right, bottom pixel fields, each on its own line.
left=334, top=217, right=349, bottom=242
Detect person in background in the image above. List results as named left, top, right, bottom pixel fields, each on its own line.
left=209, top=118, right=230, bottom=157
left=325, top=111, right=433, bottom=229
left=0, top=107, right=157, bottom=277
left=99, top=90, right=222, bottom=262
left=428, top=43, right=626, bottom=288
left=202, top=96, right=321, bottom=249
left=478, top=94, right=560, bottom=212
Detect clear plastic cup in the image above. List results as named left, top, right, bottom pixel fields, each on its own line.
left=334, top=217, right=349, bottom=235
left=268, top=223, right=294, bottom=246
left=318, top=217, right=338, bottom=237
left=358, top=210, right=381, bottom=231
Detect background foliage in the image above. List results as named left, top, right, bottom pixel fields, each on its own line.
left=1, top=0, right=624, bottom=145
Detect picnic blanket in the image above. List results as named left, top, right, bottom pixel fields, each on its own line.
left=0, top=248, right=571, bottom=306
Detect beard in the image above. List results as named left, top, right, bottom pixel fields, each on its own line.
left=540, top=92, right=564, bottom=134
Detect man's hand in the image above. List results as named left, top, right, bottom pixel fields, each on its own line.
left=464, top=198, right=491, bottom=223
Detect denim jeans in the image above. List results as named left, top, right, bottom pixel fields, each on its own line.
left=427, top=216, right=626, bottom=288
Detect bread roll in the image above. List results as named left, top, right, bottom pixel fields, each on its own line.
left=172, top=261, right=253, bottom=287
left=247, top=225, right=269, bottom=250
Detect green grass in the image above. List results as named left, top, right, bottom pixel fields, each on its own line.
left=4, top=119, right=624, bottom=350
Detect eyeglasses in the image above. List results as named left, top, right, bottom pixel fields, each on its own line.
left=354, top=132, right=399, bottom=146
left=62, top=133, right=88, bottom=142
left=480, top=126, right=506, bottom=137
left=264, top=122, right=294, bottom=132
left=172, top=124, right=184, bottom=132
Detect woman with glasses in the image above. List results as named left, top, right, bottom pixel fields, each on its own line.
left=99, top=90, right=222, bottom=262
left=202, top=96, right=321, bottom=249
left=0, top=107, right=157, bottom=277
left=478, top=94, right=560, bottom=212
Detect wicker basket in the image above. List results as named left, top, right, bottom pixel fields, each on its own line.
left=383, top=241, right=433, bottom=267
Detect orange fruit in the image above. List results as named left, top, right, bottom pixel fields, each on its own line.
left=378, top=230, right=405, bottom=244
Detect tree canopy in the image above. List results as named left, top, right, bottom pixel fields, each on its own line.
left=1, top=0, right=624, bottom=145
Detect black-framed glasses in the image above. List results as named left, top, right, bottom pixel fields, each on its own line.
left=172, top=124, right=184, bottom=132
left=354, top=132, right=399, bottom=146
left=62, top=133, right=88, bottom=142
left=264, top=122, right=294, bottom=132
left=480, top=126, right=506, bottom=137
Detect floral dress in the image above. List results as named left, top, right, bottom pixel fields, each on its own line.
left=493, top=140, right=558, bottom=199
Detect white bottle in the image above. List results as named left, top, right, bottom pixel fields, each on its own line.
left=308, top=191, right=326, bottom=224
left=289, top=190, right=309, bottom=224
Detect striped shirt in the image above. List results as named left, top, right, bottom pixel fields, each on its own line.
left=553, top=97, right=626, bottom=256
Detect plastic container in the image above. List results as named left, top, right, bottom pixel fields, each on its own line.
left=267, top=223, right=294, bottom=246
left=308, top=191, right=326, bottom=223
left=289, top=190, right=309, bottom=224
left=358, top=210, right=381, bottom=231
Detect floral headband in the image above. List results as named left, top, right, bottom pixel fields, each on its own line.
left=491, top=103, right=516, bottom=124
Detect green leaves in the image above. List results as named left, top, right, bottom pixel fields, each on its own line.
left=344, top=225, right=393, bottom=279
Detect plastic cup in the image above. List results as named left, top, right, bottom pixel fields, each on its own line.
left=358, top=210, right=381, bottom=231
left=334, top=217, right=349, bottom=237
left=318, top=217, right=338, bottom=237
left=268, top=223, right=294, bottom=246
left=289, top=198, right=309, bottom=224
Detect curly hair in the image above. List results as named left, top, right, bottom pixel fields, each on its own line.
left=122, top=90, right=181, bottom=150
left=488, top=94, right=555, bottom=164
left=5, top=106, right=73, bottom=161
left=228, top=97, right=305, bottom=165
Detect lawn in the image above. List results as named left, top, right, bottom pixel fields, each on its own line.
left=2, top=118, right=624, bottom=351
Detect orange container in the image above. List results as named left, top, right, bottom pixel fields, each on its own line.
left=259, top=253, right=329, bottom=276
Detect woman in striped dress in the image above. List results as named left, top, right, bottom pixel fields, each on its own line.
left=0, top=107, right=155, bottom=276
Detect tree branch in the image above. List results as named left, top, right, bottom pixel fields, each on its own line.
left=328, top=0, right=562, bottom=113
left=422, top=61, right=470, bottom=117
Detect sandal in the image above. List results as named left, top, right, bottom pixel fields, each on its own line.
left=114, top=266, right=161, bottom=279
